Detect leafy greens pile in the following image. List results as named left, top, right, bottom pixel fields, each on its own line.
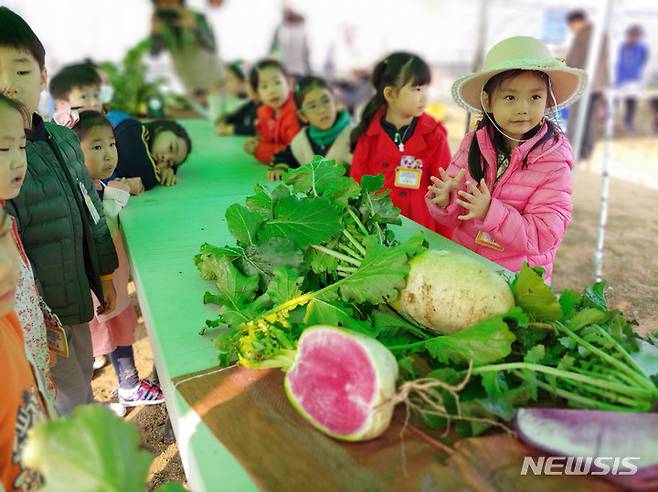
left=194, top=157, right=429, bottom=367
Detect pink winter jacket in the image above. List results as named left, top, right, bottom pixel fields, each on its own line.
left=425, top=123, right=574, bottom=283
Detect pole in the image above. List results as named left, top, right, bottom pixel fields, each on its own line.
left=593, top=0, right=616, bottom=282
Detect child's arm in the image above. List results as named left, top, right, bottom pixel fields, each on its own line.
left=268, top=145, right=300, bottom=181
left=474, top=163, right=573, bottom=256
left=254, top=115, right=300, bottom=164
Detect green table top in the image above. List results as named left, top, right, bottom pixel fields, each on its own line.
left=119, top=120, right=496, bottom=492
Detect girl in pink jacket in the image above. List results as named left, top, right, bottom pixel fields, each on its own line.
left=426, top=36, right=587, bottom=283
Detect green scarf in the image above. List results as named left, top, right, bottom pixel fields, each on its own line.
left=308, top=110, right=351, bottom=147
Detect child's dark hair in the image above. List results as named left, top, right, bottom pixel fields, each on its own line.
left=350, top=52, right=430, bottom=150
left=144, top=119, right=193, bottom=165
left=0, top=7, right=46, bottom=69
left=226, top=61, right=246, bottom=82
left=468, top=69, right=559, bottom=182
left=0, top=93, right=31, bottom=128
left=71, top=110, right=113, bottom=141
left=566, top=9, right=587, bottom=23
left=294, top=76, right=331, bottom=109
left=249, top=59, right=288, bottom=92
left=49, top=63, right=101, bottom=100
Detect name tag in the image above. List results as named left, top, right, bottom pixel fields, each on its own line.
left=79, top=181, right=101, bottom=224
left=41, top=299, right=68, bottom=358
left=475, top=230, right=504, bottom=251
left=394, top=167, right=422, bottom=189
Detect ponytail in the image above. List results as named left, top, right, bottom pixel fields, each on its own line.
left=350, top=52, right=431, bottom=151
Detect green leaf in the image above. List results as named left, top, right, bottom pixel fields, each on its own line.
left=225, top=204, right=265, bottom=246
left=424, top=314, right=516, bottom=366
left=360, top=174, right=385, bottom=192
left=266, top=267, right=304, bottom=305
left=23, top=405, right=153, bottom=492
left=208, top=257, right=259, bottom=308
left=245, top=183, right=273, bottom=217
left=284, top=157, right=346, bottom=196
left=194, top=243, right=243, bottom=280
left=511, top=263, right=562, bottom=321
left=321, top=177, right=361, bottom=209
left=558, top=289, right=582, bottom=320
left=565, top=308, right=607, bottom=331
left=258, top=196, right=342, bottom=249
left=337, top=232, right=426, bottom=304
left=358, top=185, right=401, bottom=226
left=371, top=306, right=431, bottom=342
left=240, top=238, right=304, bottom=279
left=305, top=242, right=340, bottom=274
left=584, top=281, right=608, bottom=310
left=524, top=344, right=545, bottom=363
left=155, top=483, right=188, bottom=492
left=303, top=297, right=376, bottom=336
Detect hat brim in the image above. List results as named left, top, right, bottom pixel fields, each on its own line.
left=452, top=65, right=588, bottom=115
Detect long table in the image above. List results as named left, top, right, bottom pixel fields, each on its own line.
left=119, top=120, right=500, bottom=491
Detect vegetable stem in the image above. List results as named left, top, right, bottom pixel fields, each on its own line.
left=336, top=265, right=357, bottom=273
left=310, top=244, right=361, bottom=267
left=347, top=207, right=369, bottom=236
left=553, top=321, right=655, bottom=391
left=342, top=229, right=367, bottom=257
left=338, top=243, right=362, bottom=262
left=471, top=362, right=656, bottom=399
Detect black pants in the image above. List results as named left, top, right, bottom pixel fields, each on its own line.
left=624, top=97, right=637, bottom=130
left=568, top=93, right=602, bottom=160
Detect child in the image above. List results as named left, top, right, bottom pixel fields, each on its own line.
left=72, top=111, right=164, bottom=407
left=105, top=111, right=192, bottom=189
left=0, top=7, right=119, bottom=416
left=0, top=205, right=48, bottom=492
left=349, top=52, right=452, bottom=237
left=214, top=62, right=260, bottom=136
left=150, top=0, right=223, bottom=106
left=244, top=59, right=301, bottom=163
left=269, top=76, right=353, bottom=180
left=50, top=62, right=103, bottom=124
left=426, top=36, right=586, bottom=283
left=0, top=94, right=57, bottom=416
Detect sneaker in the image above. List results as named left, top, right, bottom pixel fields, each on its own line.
left=105, top=402, right=127, bottom=417
left=93, top=355, right=108, bottom=371
left=118, top=380, right=165, bottom=407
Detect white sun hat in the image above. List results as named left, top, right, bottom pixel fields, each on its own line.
left=452, top=36, right=588, bottom=115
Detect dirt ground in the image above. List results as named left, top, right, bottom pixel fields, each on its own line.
left=91, top=108, right=657, bottom=491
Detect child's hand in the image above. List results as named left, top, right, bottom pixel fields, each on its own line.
left=428, top=168, right=465, bottom=208
left=125, top=177, right=145, bottom=195
left=107, top=179, right=131, bottom=194
left=267, top=168, right=286, bottom=181
left=160, top=168, right=178, bottom=186
left=244, top=137, right=258, bottom=155
left=456, top=179, right=491, bottom=221
left=98, top=279, right=117, bottom=315
left=214, top=122, right=234, bottom=136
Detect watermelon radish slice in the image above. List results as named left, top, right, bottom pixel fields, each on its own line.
left=284, top=325, right=399, bottom=442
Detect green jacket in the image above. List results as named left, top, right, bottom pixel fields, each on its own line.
left=6, top=117, right=118, bottom=325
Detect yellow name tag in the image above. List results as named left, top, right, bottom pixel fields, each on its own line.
left=475, top=230, right=504, bottom=251
left=394, top=167, right=421, bottom=189
left=46, top=324, right=69, bottom=358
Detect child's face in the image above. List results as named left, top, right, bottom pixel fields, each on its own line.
left=483, top=71, right=548, bottom=140
left=80, top=125, right=118, bottom=180
left=151, top=130, right=189, bottom=170
left=224, top=69, right=245, bottom=98
left=256, top=67, right=289, bottom=110
left=0, top=105, right=27, bottom=200
left=385, top=82, right=429, bottom=119
left=66, top=84, right=102, bottom=112
left=0, top=46, right=47, bottom=116
left=0, top=208, right=20, bottom=317
left=298, top=87, right=337, bottom=131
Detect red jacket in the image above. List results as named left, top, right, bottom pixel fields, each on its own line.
left=254, top=95, right=301, bottom=163
left=350, top=110, right=452, bottom=237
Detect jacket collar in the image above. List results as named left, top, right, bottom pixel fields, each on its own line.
left=26, top=113, right=48, bottom=142
left=366, top=108, right=435, bottom=137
